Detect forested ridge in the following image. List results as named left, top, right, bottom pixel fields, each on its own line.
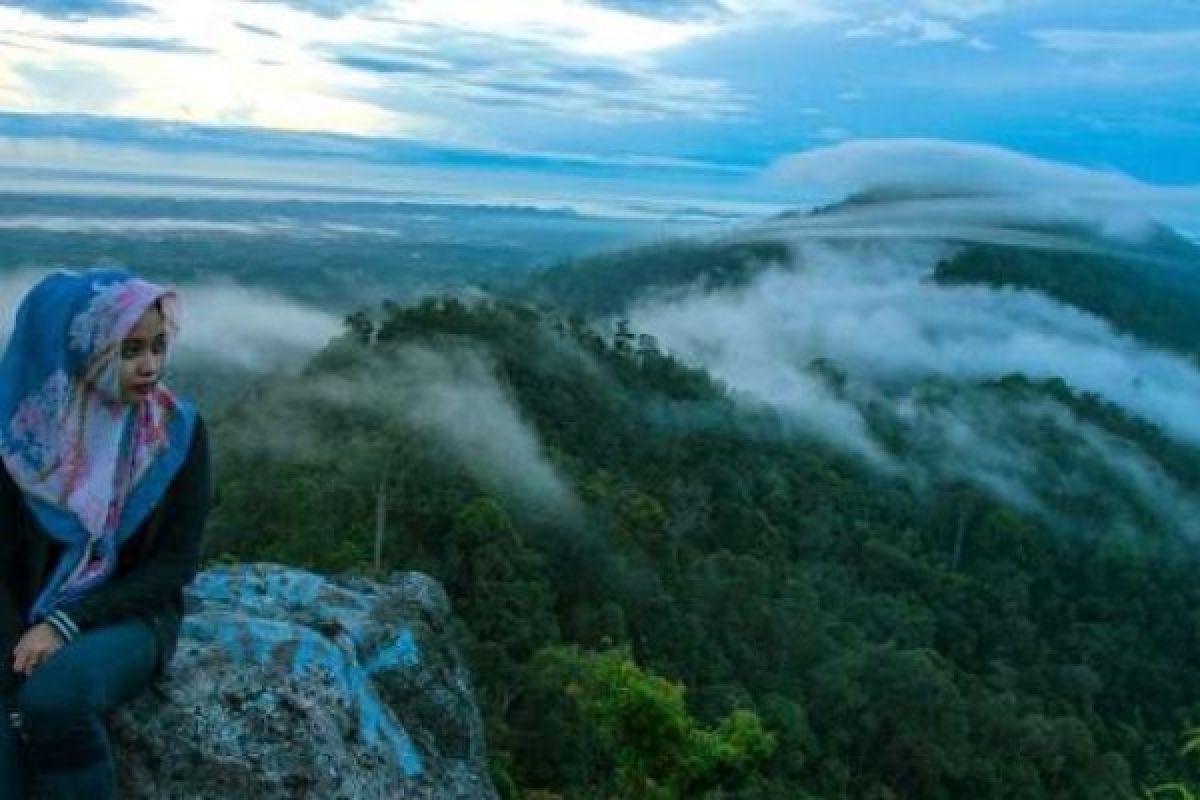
left=205, top=265, right=1200, bottom=798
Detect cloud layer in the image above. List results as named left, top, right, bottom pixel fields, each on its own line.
left=237, top=342, right=582, bottom=520
left=767, top=138, right=1200, bottom=239
left=2, top=0, right=1195, bottom=184
left=626, top=237, right=1200, bottom=532
left=0, top=269, right=342, bottom=370
left=1, top=0, right=147, bottom=19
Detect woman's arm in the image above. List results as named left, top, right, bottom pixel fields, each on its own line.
left=52, top=416, right=212, bottom=639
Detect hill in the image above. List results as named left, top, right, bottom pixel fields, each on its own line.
left=526, top=192, right=1200, bottom=361
left=206, top=288, right=1200, bottom=798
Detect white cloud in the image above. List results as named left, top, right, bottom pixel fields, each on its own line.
left=767, top=138, right=1200, bottom=238
left=0, top=0, right=746, bottom=134
left=238, top=341, right=583, bottom=519
left=0, top=133, right=779, bottom=223
left=0, top=215, right=290, bottom=233
left=1033, top=27, right=1200, bottom=55
left=814, top=126, right=851, bottom=142
left=397, top=345, right=582, bottom=518
left=772, top=138, right=1133, bottom=194
left=170, top=282, right=342, bottom=371
left=385, top=0, right=715, bottom=57
left=915, top=0, right=1015, bottom=21
left=625, top=239, right=1200, bottom=531
left=1, top=272, right=340, bottom=374
left=718, top=0, right=844, bottom=28
left=846, top=12, right=965, bottom=45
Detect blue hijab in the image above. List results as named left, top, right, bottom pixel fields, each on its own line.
left=0, top=268, right=196, bottom=622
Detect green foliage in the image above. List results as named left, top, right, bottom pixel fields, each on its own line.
left=935, top=236, right=1200, bottom=361
left=1145, top=730, right=1200, bottom=800
left=524, top=646, right=774, bottom=800
left=206, top=294, right=1200, bottom=799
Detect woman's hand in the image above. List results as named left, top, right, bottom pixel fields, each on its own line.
left=11, top=623, right=64, bottom=676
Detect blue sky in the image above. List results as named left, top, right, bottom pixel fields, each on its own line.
left=0, top=0, right=1197, bottom=221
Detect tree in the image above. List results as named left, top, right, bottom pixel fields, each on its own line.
left=527, top=645, right=775, bottom=800
left=343, top=309, right=375, bottom=345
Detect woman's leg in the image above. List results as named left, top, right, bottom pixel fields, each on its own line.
left=15, top=618, right=158, bottom=800
left=1, top=696, right=29, bottom=798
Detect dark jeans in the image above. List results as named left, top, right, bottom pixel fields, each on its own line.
left=1, top=618, right=158, bottom=799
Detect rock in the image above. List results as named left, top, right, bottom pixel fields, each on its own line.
left=111, top=563, right=498, bottom=799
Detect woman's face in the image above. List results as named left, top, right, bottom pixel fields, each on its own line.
left=118, top=305, right=168, bottom=404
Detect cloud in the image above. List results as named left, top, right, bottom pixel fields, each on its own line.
left=772, top=138, right=1133, bottom=196
left=243, top=0, right=378, bottom=19
left=335, top=31, right=746, bottom=122
left=0, top=121, right=768, bottom=222
left=0, top=0, right=147, bottom=18
left=15, top=60, right=128, bottom=113
left=234, top=21, right=280, bottom=38
left=625, top=239, right=1200, bottom=532
left=717, top=0, right=841, bottom=27
left=814, top=126, right=851, bottom=142
left=846, top=12, right=966, bottom=45
left=167, top=283, right=343, bottom=372
left=54, top=34, right=211, bottom=54
left=913, top=0, right=1012, bottom=21
left=1033, top=27, right=1200, bottom=55
left=889, top=387, right=1200, bottom=533
left=1, top=6, right=435, bottom=137
left=397, top=345, right=582, bottom=519
left=334, top=53, right=446, bottom=76
left=767, top=138, right=1200, bottom=239
left=585, top=0, right=729, bottom=22
left=0, top=215, right=298, bottom=234
left=3, top=0, right=744, bottom=132
left=0, top=272, right=340, bottom=376
left=236, top=341, right=582, bottom=520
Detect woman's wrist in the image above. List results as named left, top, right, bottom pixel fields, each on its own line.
left=43, top=610, right=79, bottom=644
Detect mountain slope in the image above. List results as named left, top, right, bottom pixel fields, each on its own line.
left=208, top=293, right=1200, bottom=799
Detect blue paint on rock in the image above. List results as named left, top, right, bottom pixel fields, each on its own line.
left=185, top=567, right=427, bottom=779
left=365, top=628, right=420, bottom=674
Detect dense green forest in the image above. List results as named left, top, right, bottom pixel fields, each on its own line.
left=934, top=240, right=1200, bottom=362
left=204, top=291, right=1200, bottom=798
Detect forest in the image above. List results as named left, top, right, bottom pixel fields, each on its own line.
left=203, top=283, right=1200, bottom=798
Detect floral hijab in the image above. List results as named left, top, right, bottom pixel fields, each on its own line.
left=0, top=268, right=196, bottom=621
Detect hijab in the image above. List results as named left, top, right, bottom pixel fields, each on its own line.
left=0, top=268, right=197, bottom=621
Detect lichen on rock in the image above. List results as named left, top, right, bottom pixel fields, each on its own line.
left=111, top=563, right=497, bottom=799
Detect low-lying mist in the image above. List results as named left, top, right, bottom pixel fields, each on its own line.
left=0, top=270, right=343, bottom=373
left=627, top=237, right=1200, bottom=534
left=224, top=341, right=583, bottom=523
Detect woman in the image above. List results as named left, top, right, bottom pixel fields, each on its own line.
left=0, top=268, right=211, bottom=798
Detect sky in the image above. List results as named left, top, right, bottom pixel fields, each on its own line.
left=0, top=0, right=1197, bottom=218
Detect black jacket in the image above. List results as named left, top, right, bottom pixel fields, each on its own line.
left=0, top=416, right=211, bottom=698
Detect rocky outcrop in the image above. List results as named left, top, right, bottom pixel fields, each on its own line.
left=110, top=563, right=497, bottom=799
